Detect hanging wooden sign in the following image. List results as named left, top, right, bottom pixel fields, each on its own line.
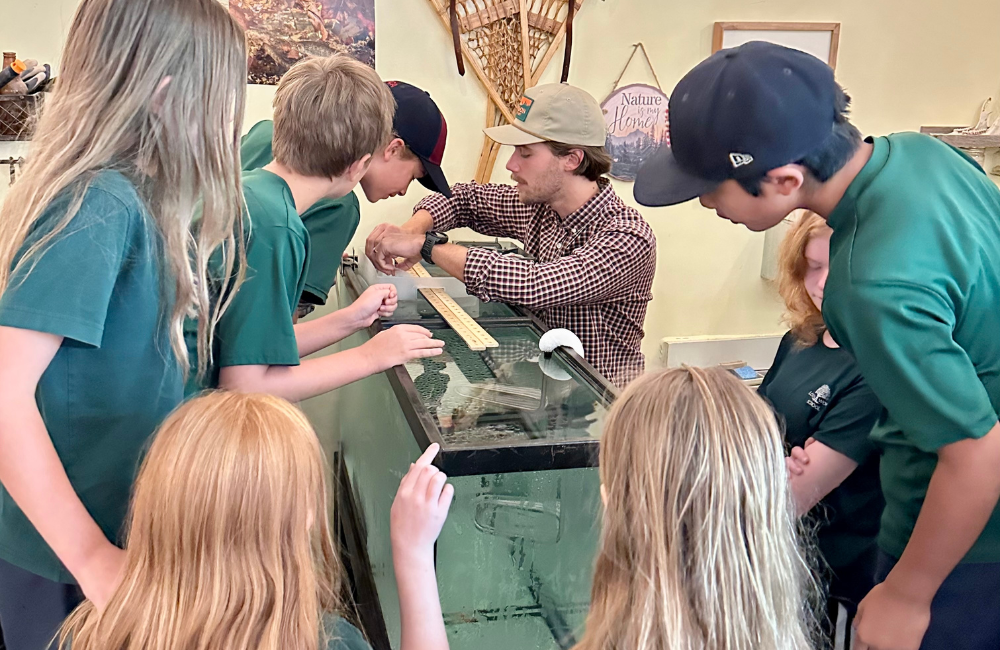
left=600, top=43, right=669, bottom=182
left=601, top=83, right=669, bottom=182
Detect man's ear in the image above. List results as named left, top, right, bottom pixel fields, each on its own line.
left=562, top=148, right=584, bottom=172
left=764, top=165, right=806, bottom=196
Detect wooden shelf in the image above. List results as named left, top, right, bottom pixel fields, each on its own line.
left=920, top=126, right=1000, bottom=149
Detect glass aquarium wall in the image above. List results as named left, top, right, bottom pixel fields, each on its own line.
left=404, top=326, right=606, bottom=449
left=332, top=267, right=609, bottom=650
left=438, top=468, right=601, bottom=650
left=336, top=326, right=423, bottom=646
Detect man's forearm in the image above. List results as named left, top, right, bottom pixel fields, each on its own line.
left=430, top=243, right=468, bottom=282
left=886, top=422, right=1000, bottom=600
left=402, top=209, right=435, bottom=235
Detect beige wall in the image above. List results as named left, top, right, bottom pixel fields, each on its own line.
left=3, top=0, right=999, bottom=365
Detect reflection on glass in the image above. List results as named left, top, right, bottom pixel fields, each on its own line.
left=385, top=291, right=519, bottom=322
left=403, top=327, right=607, bottom=448
left=438, top=469, right=601, bottom=650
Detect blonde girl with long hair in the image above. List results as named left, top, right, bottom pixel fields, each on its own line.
left=57, top=392, right=374, bottom=650
left=575, top=366, right=820, bottom=650
left=757, top=212, right=882, bottom=648
left=387, top=366, right=819, bottom=650
left=0, top=0, right=245, bottom=645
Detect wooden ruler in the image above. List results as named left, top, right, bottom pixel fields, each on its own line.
left=418, top=287, right=498, bottom=351
left=405, top=263, right=498, bottom=350
left=406, top=262, right=432, bottom=278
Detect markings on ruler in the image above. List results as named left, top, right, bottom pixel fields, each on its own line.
left=406, top=263, right=432, bottom=278
left=418, top=287, right=499, bottom=351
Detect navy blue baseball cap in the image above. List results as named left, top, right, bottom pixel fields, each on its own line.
left=634, top=41, right=838, bottom=207
left=387, top=81, right=452, bottom=198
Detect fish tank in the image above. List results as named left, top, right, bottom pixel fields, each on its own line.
left=316, top=253, right=616, bottom=650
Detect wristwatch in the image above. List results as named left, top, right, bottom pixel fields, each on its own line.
left=421, top=231, right=449, bottom=265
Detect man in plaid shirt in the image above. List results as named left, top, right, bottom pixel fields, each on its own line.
left=366, top=83, right=656, bottom=386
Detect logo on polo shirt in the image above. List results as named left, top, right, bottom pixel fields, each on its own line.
left=729, top=152, right=754, bottom=168
left=807, top=384, right=831, bottom=411
left=516, top=96, right=534, bottom=122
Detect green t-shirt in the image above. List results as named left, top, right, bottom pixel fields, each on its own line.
left=324, top=616, right=372, bottom=650
left=185, top=168, right=309, bottom=392
left=824, top=133, right=1000, bottom=563
left=241, top=119, right=361, bottom=304
left=0, top=170, right=182, bottom=583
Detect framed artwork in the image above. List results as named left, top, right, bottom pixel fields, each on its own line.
left=229, top=0, right=376, bottom=85
left=712, top=21, right=840, bottom=69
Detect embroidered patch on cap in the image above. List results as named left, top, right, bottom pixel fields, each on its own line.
left=516, top=96, right=534, bottom=122
left=729, top=152, right=754, bottom=168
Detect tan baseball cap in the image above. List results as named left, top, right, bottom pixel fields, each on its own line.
left=484, top=83, right=607, bottom=147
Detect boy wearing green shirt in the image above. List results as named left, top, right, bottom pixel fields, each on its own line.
left=635, top=42, right=1000, bottom=650
left=188, top=56, right=444, bottom=400
left=240, top=80, right=453, bottom=318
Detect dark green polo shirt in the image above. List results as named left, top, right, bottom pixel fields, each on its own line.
left=241, top=120, right=361, bottom=304
left=824, top=132, right=1000, bottom=562
left=185, top=168, right=309, bottom=392
left=0, top=170, right=182, bottom=582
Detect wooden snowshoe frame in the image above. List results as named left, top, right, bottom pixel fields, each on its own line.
left=425, top=0, right=584, bottom=182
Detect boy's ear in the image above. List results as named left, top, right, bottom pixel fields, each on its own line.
left=385, top=137, right=407, bottom=160
left=346, top=154, right=373, bottom=183
left=764, top=165, right=806, bottom=196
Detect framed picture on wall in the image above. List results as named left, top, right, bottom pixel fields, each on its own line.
left=230, top=0, right=376, bottom=85
left=712, top=22, right=840, bottom=69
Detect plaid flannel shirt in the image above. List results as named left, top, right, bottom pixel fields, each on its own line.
left=415, top=179, right=656, bottom=387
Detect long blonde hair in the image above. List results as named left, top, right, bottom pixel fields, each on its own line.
left=59, top=392, right=346, bottom=650
left=576, top=367, right=819, bottom=650
left=778, top=212, right=832, bottom=346
left=0, top=0, right=247, bottom=377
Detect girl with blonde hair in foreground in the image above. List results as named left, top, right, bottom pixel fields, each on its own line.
left=389, top=366, right=819, bottom=650
left=574, top=366, right=819, bottom=650
left=58, top=391, right=373, bottom=650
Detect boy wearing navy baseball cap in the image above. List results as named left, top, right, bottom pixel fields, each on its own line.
left=241, top=79, right=452, bottom=313
left=636, top=41, right=1000, bottom=650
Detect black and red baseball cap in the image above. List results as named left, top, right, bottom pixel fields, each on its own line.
left=386, top=81, right=452, bottom=198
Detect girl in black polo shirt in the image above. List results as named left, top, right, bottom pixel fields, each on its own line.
left=757, top=212, right=883, bottom=647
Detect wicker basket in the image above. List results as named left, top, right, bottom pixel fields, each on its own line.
left=0, top=94, right=42, bottom=141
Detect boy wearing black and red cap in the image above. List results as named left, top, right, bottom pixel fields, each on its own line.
left=636, top=41, right=1000, bottom=650
left=242, top=79, right=452, bottom=315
